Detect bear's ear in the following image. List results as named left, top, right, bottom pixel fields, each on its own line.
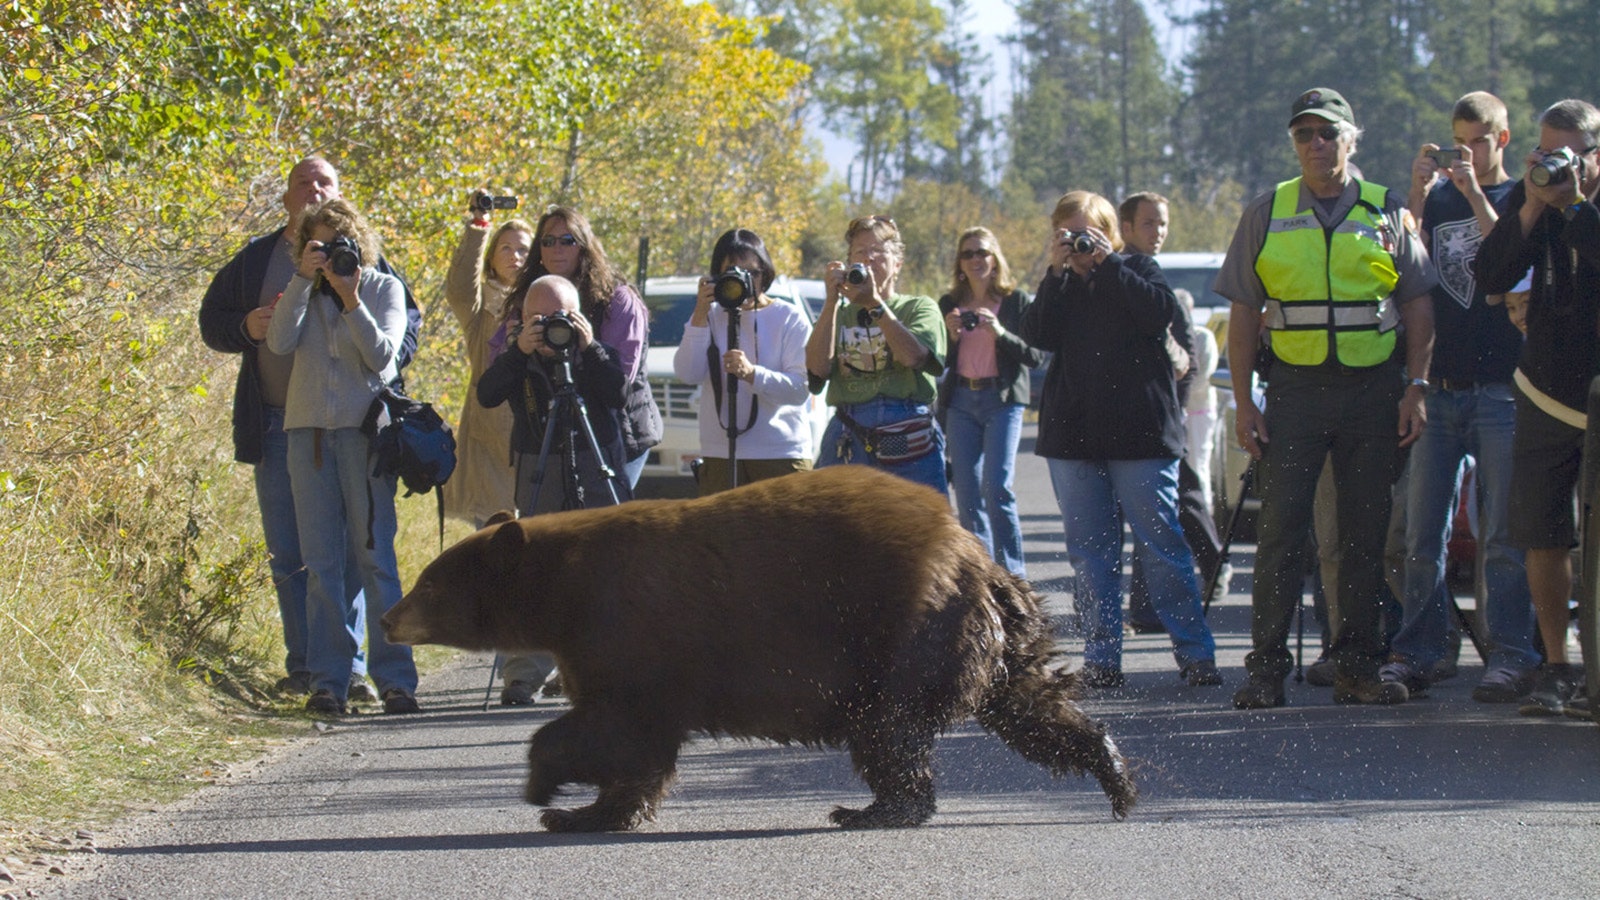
left=487, top=519, right=528, bottom=568
left=484, top=510, right=517, bottom=528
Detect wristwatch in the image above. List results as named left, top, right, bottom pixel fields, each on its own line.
left=1408, top=377, right=1429, bottom=389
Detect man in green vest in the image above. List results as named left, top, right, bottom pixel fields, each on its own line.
left=1215, top=88, right=1438, bottom=708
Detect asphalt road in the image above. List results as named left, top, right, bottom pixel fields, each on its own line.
left=38, top=428, right=1600, bottom=899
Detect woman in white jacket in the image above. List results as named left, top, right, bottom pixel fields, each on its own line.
left=673, top=228, right=813, bottom=494
left=265, top=198, right=420, bottom=717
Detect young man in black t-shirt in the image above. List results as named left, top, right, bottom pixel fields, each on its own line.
left=1386, top=92, right=1536, bottom=703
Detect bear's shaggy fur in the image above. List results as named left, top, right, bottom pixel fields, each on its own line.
left=382, top=466, right=1136, bottom=831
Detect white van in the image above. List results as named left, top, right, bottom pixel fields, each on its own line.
left=639, top=276, right=830, bottom=484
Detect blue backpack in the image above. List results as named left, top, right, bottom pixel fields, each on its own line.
left=363, top=386, right=457, bottom=548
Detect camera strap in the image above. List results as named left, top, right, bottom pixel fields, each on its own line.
left=707, top=309, right=759, bottom=437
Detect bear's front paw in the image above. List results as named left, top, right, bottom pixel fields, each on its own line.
left=540, top=805, right=644, bottom=833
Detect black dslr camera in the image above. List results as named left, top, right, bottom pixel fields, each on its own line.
left=1529, top=147, right=1579, bottom=187
left=470, top=190, right=520, bottom=214
left=323, top=235, right=362, bottom=277
left=540, top=310, right=578, bottom=355
left=959, top=310, right=980, bottom=331
left=713, top=266, right=755, bottom=311
left=845, top=263, right=871, bottom=285
left=1061, top=231, right=1095, bottom=254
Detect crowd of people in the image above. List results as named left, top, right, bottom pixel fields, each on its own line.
left=198, top=83, right=1598, bottom=721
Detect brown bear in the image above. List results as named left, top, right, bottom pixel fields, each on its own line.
left=381, top=465, right=1136, bottom=832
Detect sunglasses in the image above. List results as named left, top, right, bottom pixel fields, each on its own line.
left=1292, top=124, right=1342, bottom=144
left=539, top=233, right=579, bottom=248
left=959, top=248, right=992, bottom=260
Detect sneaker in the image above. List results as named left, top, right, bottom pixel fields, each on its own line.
left=1232, top=676, right=1285, bottom=709
left=1563, top=692, right=1593, bottom=721
left=305, top=689, right=346, bottom=716
left=1519, top=664, right=1585, bottom=717
left=1378, top=659, right=1430, bottom=696
left=276, top=672, right=311, bottom=695
left=1180, top=660, right=1223, bottom=686
left=1079, top=664, right=1125, bottom=689
left=382, top=687, right=421, bottom=715
left=1205, top=562, right=1235, bottom=606
left=1333, top=674, right=1409, bottom=705
left=1472, top=666, right=1536, bottom=703
left=540, top=674, right=565, bottom=698
left=1304, top=655, right=1336, bottom=687
left=348, top=679, right=380, bottom=706
left=500, top=680, right=536, bottom=706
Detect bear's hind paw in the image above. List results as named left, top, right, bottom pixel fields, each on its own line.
left=828, top=799, right=934, bottom=830
left=540, top=804, right=648, bottom=833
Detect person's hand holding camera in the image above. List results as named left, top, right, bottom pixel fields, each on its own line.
left=691, top=275, right=717, bottom=328
left=1523, top=146, right=1588, bottom=212
left=1059, top=227, right=1111, bottom=277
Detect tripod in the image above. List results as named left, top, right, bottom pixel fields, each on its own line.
left=482, top=348, right=620, bottom=709
left=708, top=304, right=758, bottom=491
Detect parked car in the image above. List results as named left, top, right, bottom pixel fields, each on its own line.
left=638, top=275, right=829, bottom=486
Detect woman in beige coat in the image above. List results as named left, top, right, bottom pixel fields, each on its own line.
left=442, top=203, right=534, bottom=526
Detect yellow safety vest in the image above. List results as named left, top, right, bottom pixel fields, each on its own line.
left=1254, top=178, right=1401, bottom=367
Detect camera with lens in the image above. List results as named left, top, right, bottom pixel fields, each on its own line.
left=323, top=235, right=362, bottom=278
left=470, top=190, right=520, bottom=214
left=845, top=263, right=871, bottom=286
left=539, top=310, right=578, bottom=355
left=959, top=310, right=980, bottom=331
left=713, top=266, right=755, bottom=311
left=1061, top=231, right=1095, bottom=254
left=1529, top=147, right=1579, bottom=188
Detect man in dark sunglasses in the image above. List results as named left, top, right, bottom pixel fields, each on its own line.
left=1214, top=87, right=1439, bottom=709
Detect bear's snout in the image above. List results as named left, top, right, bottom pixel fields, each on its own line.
left=380, top=597, right=428, bottom=646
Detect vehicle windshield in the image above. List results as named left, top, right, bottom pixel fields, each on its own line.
left=645, top=291, right=698, bottom=347
left=1160, top=266, right=1228, bottom=310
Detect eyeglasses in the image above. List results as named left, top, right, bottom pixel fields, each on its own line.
left=959, top=248, right=992, bottom=260
left=539, top=234, right=578, bottom=248
left=1292, top=124, right=1342, bottom=144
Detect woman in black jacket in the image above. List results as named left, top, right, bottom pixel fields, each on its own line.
left=1021, top=191, right=1219, bottom=689
left=937, top=227, right=1042, bottom=577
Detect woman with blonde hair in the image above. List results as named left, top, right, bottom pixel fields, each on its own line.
left=937, top=227, right=1042, bottom=576
left=265, top=197, right=420, bottom=716
left=443, top=196, right=534, bottom=526
left=1020, top=191, right=1219, bottom=689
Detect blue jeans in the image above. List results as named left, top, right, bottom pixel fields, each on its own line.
left=1395, top=384, right=1537, bottom=671
left=818, top=396, right=948, bottom=494
left=1047, top=457, right=1216, bottom=670
left=945, top=385, right=1026, bottom=576
left=255, top=407, right=365, bottom=681
left=286, top=427, right=417, bottom=700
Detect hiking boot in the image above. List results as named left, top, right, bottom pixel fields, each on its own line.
left=1232, top=676, right=1285, bottom=709
left=348, top=679, right=380, bottom=706
left=1378, top=659, right=1430, bottom=696
left=1333, top=674, right=1409, bottom=705
left=500, top=680, right=536, bottom=706
left=1304, top=655, right=1336, bottom=687
left=1180, top=660, right=1224, bottom=686
left=305, top=689, right=346, bottom=716
left=382, top=687, right=421, bottom=715
left=1079, top=664, right=1125, bottom=689
left=1472, top=666, right=1535, bottom=703
left=276, top=672, right=311, bottom=696
left=1519, top=664, right=1585, bottom=717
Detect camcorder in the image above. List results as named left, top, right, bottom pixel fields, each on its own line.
left=959, top=310, right=981, bottom=331
left=323, top=235, right=362, bottom=277
left=470, top=190, right=520, bottom=214
left=713, top=266, right=755, bottom=311
left=1529, top=147, right=1579, bottom=187
left=1061, top=231, right=1095, bottom=254
left=845, top=263, right=871, bottom=286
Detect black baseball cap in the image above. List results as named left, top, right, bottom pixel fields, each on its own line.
left=1289, top=88, right=1355, bottom=127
